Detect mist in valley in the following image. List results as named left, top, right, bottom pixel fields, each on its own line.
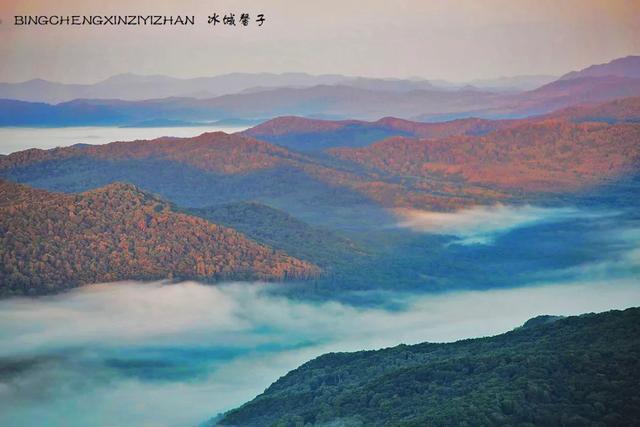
left=1, top=194, right=639, bottom=426
left=1, top=272, right=639, bottom=426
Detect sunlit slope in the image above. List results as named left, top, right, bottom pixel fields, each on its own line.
left=1, top=98, right=639, bottom=221
left=0, top=180, right=319, bottom=296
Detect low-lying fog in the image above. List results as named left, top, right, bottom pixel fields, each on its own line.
left=0, top=125, right=248, bottom=155
left=1, top=277, right=639, bottom=427
left=394, top=204, right=613, bottom=245
left=1, top=198, right=638, bottom=426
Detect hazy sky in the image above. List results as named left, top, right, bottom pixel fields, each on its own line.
left=1, top=0, right=639, bottom=83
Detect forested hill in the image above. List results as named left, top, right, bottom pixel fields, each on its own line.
left=185, top=202, right=364, bottom=271
left=218, top=307, right=640, bottom=426
left=0, top=180, right=319, bottom=296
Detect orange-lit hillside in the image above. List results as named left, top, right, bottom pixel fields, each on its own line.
left=0, top=180, right=319, bottom=296
left=331, top=120, right=640, bottom=192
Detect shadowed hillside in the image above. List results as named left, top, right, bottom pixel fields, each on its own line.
left=242, top=116, right=517, bottom=152
left=185, top=202, right=365, bottom=271
left=244, top=96, right=640, bottom=152
left=218, top=307, right=640, bottom=426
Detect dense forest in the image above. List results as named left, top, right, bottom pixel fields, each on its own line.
left=2, top=98, right=640, bottom=217
left=549, top=96, right=640, bottom=123
left=219, top=307, right=640, bottom=426
left=0, top=131, right=306, bottom=175
left=185, top=202, right=365, bottom=271
left=0, top=128, right=514, bottom=213
left=330, top=120, right=640, bottom=192
left=0, top=180, right=319, bottom=296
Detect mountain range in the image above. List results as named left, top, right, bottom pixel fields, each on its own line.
left=0, top=72, right=550, bottom=105
left=2, top=57, right=640, bottom=296
left=1, top=95, right=639, bottom=296
left=1, top=56, right=639, bottom=124
left=2, top=97, right=639, bottom=215
left=0, top=73, right=446, bottom=104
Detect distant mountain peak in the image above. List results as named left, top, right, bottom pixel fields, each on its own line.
left=560, top=55, right=640, bottom=81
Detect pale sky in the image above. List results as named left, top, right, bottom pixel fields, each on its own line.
left=0, top=0, right=639, bottom=83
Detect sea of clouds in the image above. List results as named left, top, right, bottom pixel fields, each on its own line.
left=1, top=277, right=640, bottom=427
left=1, top=203, right=638, bottom=426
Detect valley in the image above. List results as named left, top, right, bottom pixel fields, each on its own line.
left=1, top=46, right=639, bottom=427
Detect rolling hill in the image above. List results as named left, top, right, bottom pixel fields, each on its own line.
left=0, top=180, right=319, bottom=296
left=2, top=96, right=640, bottom=224
left=507, top=76, right=640, bottom=116
left=243, top=96, right=640, bottom=153
left=330, top=119, right=640, bottom=192
left=0, top=131, right=307, bottom=174
left=0, top=130, right=510, bottom=217
left=217, top=307, right=640, bottom=426
left=243, top=116, right=516, bottom=152
left=543, top=96, right=640, bottom=123
left=185, top=201, right=365, bottom=271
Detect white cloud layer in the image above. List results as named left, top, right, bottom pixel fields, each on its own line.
left=1, top=278, right=639, bottom=427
